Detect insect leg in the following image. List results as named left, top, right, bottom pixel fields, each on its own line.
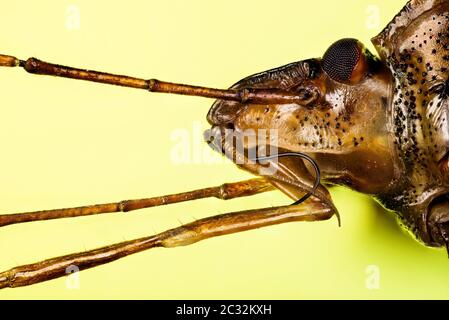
left=427, top=197, right=449, bottom=252
left=0, top=198, right=335, bottom=289
left=0, top=178, right=274, bottom=227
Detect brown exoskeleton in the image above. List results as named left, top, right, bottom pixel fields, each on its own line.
left=0, top=0, right=448, bottom=289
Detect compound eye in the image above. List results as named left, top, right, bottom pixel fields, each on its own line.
left=322, top=38, right=368, bottom=84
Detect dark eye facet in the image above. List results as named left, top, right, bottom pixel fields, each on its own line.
left=322, top=38, right=364, bottom=84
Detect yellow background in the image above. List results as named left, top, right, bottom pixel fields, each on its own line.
left=1, top=0, right=448, bottom=299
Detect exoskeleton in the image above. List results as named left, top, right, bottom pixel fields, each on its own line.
left=0, top=0, right=448, bottom=288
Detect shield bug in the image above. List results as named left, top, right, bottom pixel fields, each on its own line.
left=0, top=0, right=448, bottom=292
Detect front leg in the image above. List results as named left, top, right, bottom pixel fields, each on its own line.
left=427, top=196, right=449, bottom=251
left=0, top=199, right=336, bottom=289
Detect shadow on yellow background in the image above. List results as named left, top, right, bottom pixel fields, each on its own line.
left=1, top=0, right=448, bottom=299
